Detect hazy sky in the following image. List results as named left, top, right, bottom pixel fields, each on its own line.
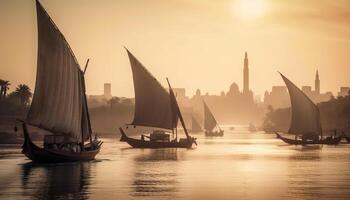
left=0, top=0, right=350, bottom=98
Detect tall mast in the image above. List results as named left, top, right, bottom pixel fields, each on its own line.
left=83, top=59, right=93, bottom=145
left=166, top=78, right=190, bottom=140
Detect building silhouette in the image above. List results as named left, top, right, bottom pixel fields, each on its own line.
left=264, top=70, right=333, bottom=109
left=264, top=86, right=289, bottom=108
left=185, top=52, right=261, bottom=124
left=302, top=70, right=332, bottom=103
left=88, top=83, right=113, bottom=108
left=315, top=70, right=320, bottom=94
left=243, top=52, right=249, bottom=94
left=104, top=83, right=112, bottom=99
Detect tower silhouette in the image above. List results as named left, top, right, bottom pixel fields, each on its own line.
left=315, top=70, right=320, bottom=94
left=243, top=52, right=249, bottom=94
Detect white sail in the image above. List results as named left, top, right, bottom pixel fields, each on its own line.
left=280, top=73, right=322, bottom=135
left=27, top=1, right=90, bottom=142
left=126, top=49, right=178, bottom=130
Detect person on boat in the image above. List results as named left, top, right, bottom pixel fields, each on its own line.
left=91, top=134, right=100, bottom=148
left=44, top=139, right=79, bottom=153
left=141, top=134, right=145, bottom=141
left=325, top=129, right=337, bottom=141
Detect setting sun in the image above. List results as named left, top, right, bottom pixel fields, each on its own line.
left=232, top=0, right=267, bottom=20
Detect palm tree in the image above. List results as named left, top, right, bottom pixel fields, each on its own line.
left=0, top=79, right=4, bottom=100
left=2, top=80, right=10, bottom=99
left=0, top=79, right=10, bottom=100
left=13, top=84, right=32, bottom=107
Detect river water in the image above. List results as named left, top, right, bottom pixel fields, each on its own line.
left=0, top=128, right=350, bottom=200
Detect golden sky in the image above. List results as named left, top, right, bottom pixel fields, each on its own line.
left=0, top=0, right=349, bottom=98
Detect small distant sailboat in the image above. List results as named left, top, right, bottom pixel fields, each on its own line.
left=119, top=49, right=197, bottom=148
left=203, top=101, right=224, bottom=137
left=190, top=116, right=202, bottom=133
left=20, top=0, right=102, bottom=163
left=342, top=129, right=350, bottom=143
left=275, top=72, right=342, bottom=145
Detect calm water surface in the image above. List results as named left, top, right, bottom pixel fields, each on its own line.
left=1, top=128, right=350, bottom=200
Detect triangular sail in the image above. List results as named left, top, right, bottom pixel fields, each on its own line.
left=126, top=49, right=177, bottom=130
left=191, top=116, right=202, bottom=132
left=203, top=101, right=219, bottom=131
left=27, top=1, right=90, bottom=142
left=280, top=73, right=322, bottom=135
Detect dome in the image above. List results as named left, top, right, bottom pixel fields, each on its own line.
left=229, top=82, right=240, bottom=94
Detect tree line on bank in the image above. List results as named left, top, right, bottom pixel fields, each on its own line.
left=0, top=79, right=32, bottom=115
left=0, top=78, right=134, bottom=134
left=88, top=97, right=134, bottom=134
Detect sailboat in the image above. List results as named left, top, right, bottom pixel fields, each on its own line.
left=19, top=0, right=102, bottom=163
left=190, top=116, right=202, bottom=133
left=119, top=49, right=197, bottom=148
left=275, top=72, right=342, bottom=145
left=203, top=101, right=224, bottom=137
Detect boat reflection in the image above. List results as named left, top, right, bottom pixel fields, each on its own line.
left=285, top=148, right=322, bottom=199
left=131, top=149, right=179, bottom=197
left=21, top=162, right=92, bottom=199
left=134, top=148, right=178, bottom=162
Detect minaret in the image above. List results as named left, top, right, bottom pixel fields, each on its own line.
left=315, top=70, right=320, bottom=94
left=243, top=52, right=249, bottom=94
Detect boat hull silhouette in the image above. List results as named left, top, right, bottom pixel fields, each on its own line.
left=22, top=123, right=101, bottom=163
left=205, top=130, right=224, bottom=137
left=119, top=128, right=195, bottom=149
left=275, top=132, right=342, bottom=145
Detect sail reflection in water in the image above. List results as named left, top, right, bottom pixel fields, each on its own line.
left=132, top=149, right=179, bottom=197
left=21, top=162, right=92, bottom=199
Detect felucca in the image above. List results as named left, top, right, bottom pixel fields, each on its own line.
left=19, top=0, right=102, bottom=163
left=119, top=49, right=197, bottom=148
left=203, top=101, right=224, bottom=137
left=275, top=72, right=341, bottom=145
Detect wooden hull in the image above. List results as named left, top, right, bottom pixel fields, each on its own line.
left=22, top=123, right=101, bottom=163
left=119, top=128, right=195, bottom=149
left=275, top=132, right=342, bottom=145
left=205, top=130, right=224, bottom=137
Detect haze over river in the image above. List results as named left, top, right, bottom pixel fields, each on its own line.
left=1, top=128, right=350, bottom=200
